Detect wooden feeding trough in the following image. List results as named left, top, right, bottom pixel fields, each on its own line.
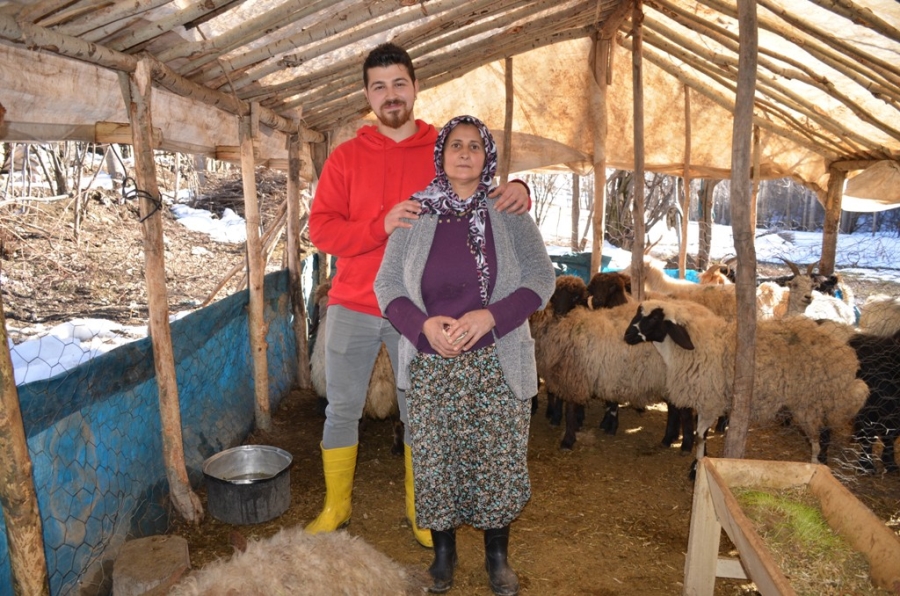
left=684, top=458, right=900, bottom=595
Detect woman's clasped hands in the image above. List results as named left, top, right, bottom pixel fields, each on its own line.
left=422, top=310, right=496, bottom=357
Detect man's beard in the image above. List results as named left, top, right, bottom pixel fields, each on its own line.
left=378, top=101, right=411, bottom=129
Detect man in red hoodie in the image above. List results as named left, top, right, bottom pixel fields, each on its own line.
left=307, top=43, right=530, bottom=548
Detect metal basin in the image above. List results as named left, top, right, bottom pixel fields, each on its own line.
left=202, top=445, right=293, bottom=525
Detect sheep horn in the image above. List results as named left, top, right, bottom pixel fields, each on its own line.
left=780, top=257, right=801, bottom=277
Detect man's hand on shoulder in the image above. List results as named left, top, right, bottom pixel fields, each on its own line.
left=384, top=199, right=422, bottom=235
left=489, top=180, right=530, bottom=214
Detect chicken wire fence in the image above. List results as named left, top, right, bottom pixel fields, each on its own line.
left=0, top=270, right=298, bottom=596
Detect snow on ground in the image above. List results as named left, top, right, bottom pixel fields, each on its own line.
left=7, top=193, right=900, bottom=385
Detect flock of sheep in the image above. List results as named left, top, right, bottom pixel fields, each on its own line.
left=311, top=256, right=900, bottom=478
left=534, top=257, right=900, bottom=476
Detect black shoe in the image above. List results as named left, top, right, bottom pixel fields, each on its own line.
left=428, top=528, right=457, bottom=593
left=484, top=527, right=519, bottom=596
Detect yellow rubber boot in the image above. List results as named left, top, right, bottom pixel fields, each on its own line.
left=305, top=443, right=357, bottom=534
left=405, top=443, right=434, bottom=548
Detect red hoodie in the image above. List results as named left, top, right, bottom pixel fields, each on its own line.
left=309, top=120, right=438, bottom=316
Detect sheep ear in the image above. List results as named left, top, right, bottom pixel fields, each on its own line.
left=664, top=321, right=695, bottom=350
left=587, top=295, right=595, bottom=309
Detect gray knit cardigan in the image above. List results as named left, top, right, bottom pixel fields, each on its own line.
left=374, top=202, right=556, bottom=401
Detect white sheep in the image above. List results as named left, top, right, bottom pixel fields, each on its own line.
left=641, top=257, right=738, bottom=320
left=169, top=527, right=427, bottom=595
left=623, top=299, right=869, bottom=469
left=859, top=294, right=900, bottom=337
left=310, top=281, right=402, bottom=452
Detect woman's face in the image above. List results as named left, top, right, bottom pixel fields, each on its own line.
left=442, top=123, right=486, bottom=188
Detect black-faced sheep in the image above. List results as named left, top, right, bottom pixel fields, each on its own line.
left=623, top=299, right=869, bottom=472
left=848, top=330, right=900, bottom=473
left=859, top=294, right=900, bottom=337
left=585, top=271, right=695, bottom=451
left=310, top=281, right=403, bottom=454
left=532, top=275, right=679, bottom=451
left=169, top=527, right=428, bottom=595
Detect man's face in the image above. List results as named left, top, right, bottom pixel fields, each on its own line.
left=364, top=64, right=418, bottom=129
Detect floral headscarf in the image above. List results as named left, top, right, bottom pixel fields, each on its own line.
left=412, top=115, right=498, bottom=306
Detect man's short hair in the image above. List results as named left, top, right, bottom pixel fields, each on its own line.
left=363, top=43, right=416, bottom=88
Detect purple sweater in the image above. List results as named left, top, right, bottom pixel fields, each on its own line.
left=385, top=215, right=542, bottom=354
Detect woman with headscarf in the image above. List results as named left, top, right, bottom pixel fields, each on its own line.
left=374, top=115, right=555, bottom=596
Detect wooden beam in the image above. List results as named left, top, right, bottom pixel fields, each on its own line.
left=678, top=84, right=691, bottom=278
left=125, top=57, right=203, bottom=524
left=631, top=0, right=646, bottom=302
left=500, top=56, right=514, bottom=184
left=820, top=166, right=846, bottom=276
left=95, top=121, right=162, bottom=146
left=590, top=33, right=610, bottom=276
left=287, top=132, right=311, bottom=390
left=724, top=0, right=758, bottom=463
left=0, top=297, right=50, bottom=595
left=239, top=107, right=271, bottom=432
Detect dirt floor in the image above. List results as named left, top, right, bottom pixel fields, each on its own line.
left=2, top=169, right=900, bottom=595
left=169, top=386, right=900, bottom=596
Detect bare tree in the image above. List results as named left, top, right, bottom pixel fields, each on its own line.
left=524, top=172, right=564, bottom=227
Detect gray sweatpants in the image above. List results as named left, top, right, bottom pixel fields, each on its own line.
left=321, top=304, right=410, bottom=449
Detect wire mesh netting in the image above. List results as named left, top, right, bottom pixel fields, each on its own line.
left=0, top=270, right=297, bottom=595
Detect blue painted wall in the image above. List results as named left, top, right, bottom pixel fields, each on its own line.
left=0, top=270, right=298, bottom=595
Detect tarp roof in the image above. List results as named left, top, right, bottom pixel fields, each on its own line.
left=1, top=0, right=898, bottom=206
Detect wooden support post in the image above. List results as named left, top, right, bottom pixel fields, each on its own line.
left=630, top=0, right=646, bottom=302
left=500, top=56, right=514, bottom=185
left=0, top=296, right=49, bottom=594
left=683, top=459, right=722, bottom=595
left=820, top=166, right=845, bottom=276
left=287, top=133, right=310, bottom=389
left=724, top=0, right=758, bottom=462
left=240, top=105, right=271, bottom=431
left=678, top=84, right=692, bottom=279
left=751, top=125, right=761, bottom=232
left=590, top=34, right=610, bottom=276
left=125, top=59, right=202, bottom=523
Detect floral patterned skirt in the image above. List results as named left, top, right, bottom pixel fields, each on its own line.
left=407, top=345, right=531, bottom=531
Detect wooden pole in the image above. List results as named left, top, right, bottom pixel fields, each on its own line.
left=631, top=0, right=646, bottom=302
left=287, top=132, right=311, bottom=389
left=678, top=84, right=692, bottom=278
left=571, top=172, right=580, bottom=251
left=0, top=293, right=49, bottom=595
left=125, top=59, right=202, bottom=523
left=751, top=125, right=761, bottom=231
left=500, top=56, right=514, bottom=185
left=723, top=0, right=759, bottom=462
left=820, top=166, right=845, bottom=276
left=239, top=106, right=271, bottom=431
left=590, top=34, right=610, bottom=276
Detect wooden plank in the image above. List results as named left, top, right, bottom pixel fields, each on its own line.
left=715, top=557, right=747, bottom=580
left=96, top=121, right=161, bottom=147
left=704, top=459, right=797, bottom=596
left=684, top=458, right=722, bottom=595
left=706, top=458, right=815, bottom=490
left=0, top=121, right=94, bottom=142
left=807, top=467, right=900, bottom=592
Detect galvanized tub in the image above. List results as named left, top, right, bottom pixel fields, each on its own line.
left=202, top=445, right=293, bottom=525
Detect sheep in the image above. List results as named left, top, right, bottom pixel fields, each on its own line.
left=847, top=330, right=900, bottom=473
left=310, top=281, right=403, bottom=454
left=623, top=299, right=869, bottom=473
left=585, top=271, right=695, bottom=450
left=532, top=275, right=677, bottom=451
left=698, top=262, right=734, bottom=285
left=169, top=527, right=428, bottom=595
left=641, top=257, right=738, bottom=320
left=859, top=294, right=900, bottom=337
